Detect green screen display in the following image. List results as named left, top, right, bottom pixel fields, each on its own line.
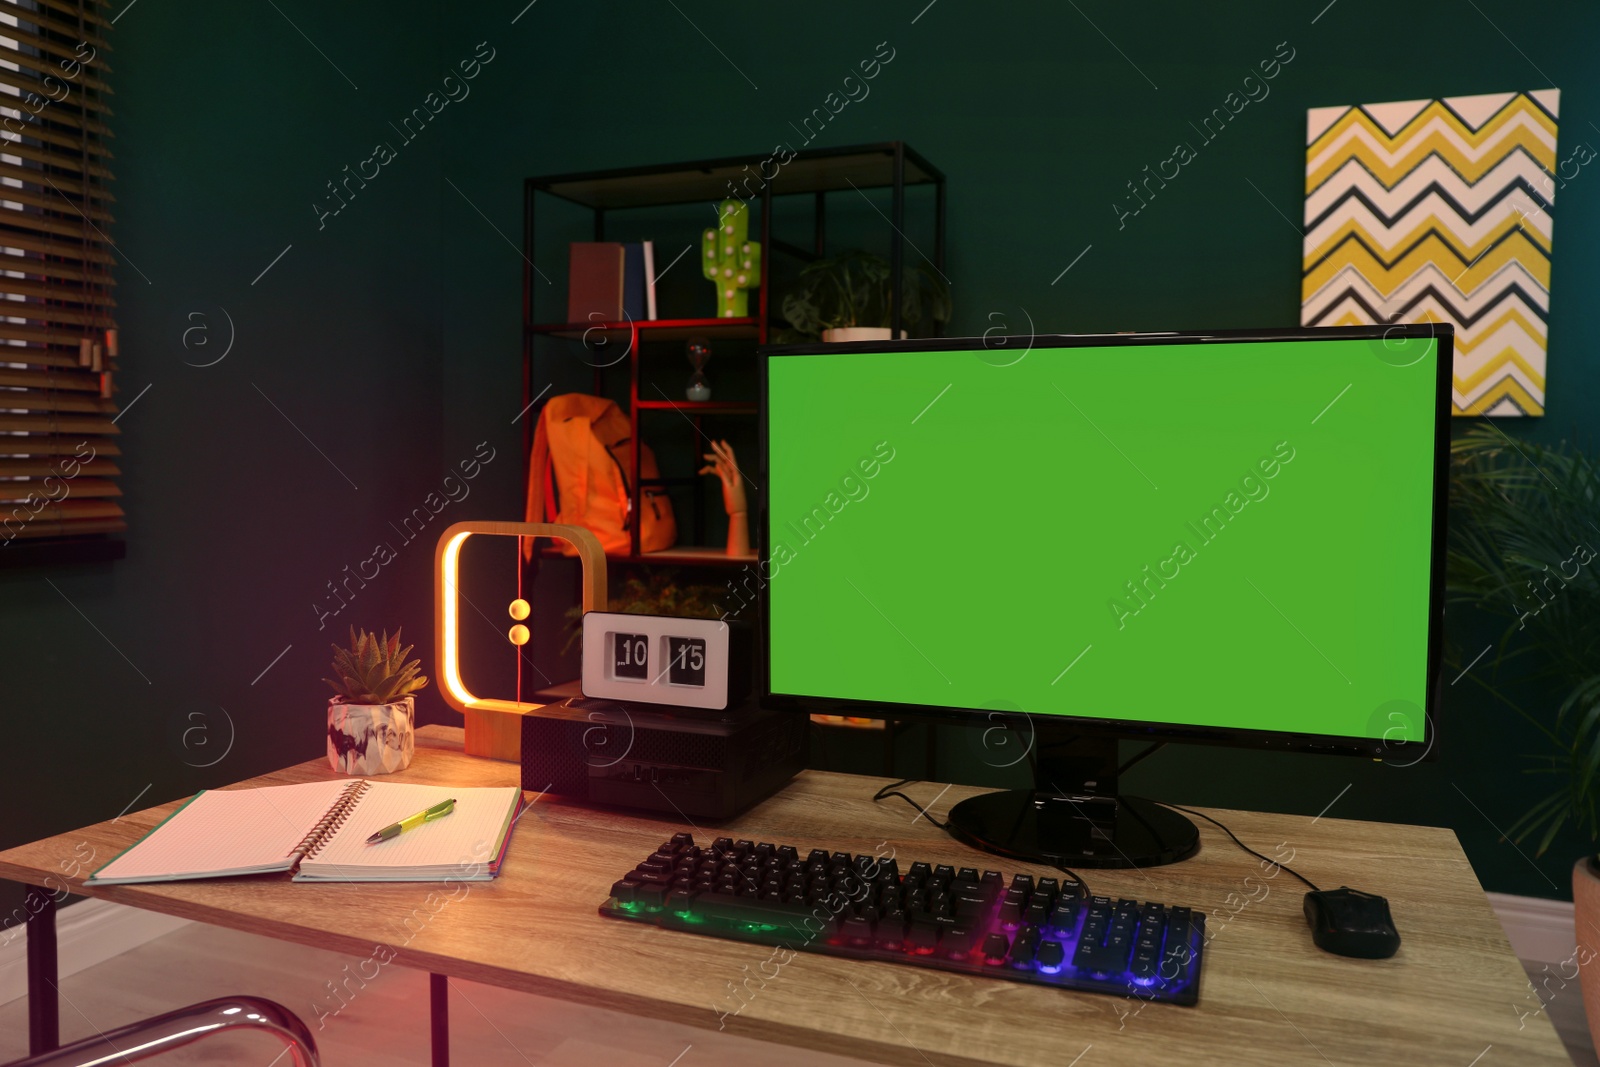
left=765, top=335, right=1439, bottom=744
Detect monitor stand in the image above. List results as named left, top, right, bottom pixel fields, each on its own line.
left=945, top=724, right=1199, bottom=869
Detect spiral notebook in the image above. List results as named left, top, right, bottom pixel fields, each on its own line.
left=88, top=779, right=523, bottom=885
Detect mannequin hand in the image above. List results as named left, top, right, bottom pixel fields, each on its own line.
left=699, top=439, right=747, bottom=516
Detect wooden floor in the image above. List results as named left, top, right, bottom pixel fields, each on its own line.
left=1526, top=959, right=1600, bottom=1067
left=2, top=924, right=1596, bottom=1066
left=0, top=923, right=875, bottom=1066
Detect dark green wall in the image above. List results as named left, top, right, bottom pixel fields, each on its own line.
left=441, top=0, right=1600, bottom=901
left=3, top=1, right=1596, bottom=932
left=0, top=3, right=456, bottom=921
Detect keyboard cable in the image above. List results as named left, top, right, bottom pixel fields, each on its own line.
left=871, top=779, right=1092, bottom=900
left=873, top=778, right=1323, bottom=894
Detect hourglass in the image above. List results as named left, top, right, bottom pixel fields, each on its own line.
left=685, top=336, right=712, bottom=401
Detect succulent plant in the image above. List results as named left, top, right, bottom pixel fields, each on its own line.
left=325, top=627, right=429, bottom=705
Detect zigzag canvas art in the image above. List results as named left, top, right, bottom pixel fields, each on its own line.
left=1300, top=90, right=1560, bottom=416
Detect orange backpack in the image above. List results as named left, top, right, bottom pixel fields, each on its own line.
left=525, top=394, right=676, bottom=557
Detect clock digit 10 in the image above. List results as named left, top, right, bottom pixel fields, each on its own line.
left=613, top=632, right=648, bottom=680
left=667, top=636, right=707, bottom=687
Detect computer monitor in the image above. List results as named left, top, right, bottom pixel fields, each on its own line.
left=759, top=325, right=1450, bottom=869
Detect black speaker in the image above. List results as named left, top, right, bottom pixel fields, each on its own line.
left=520, top=698, right=805, bottom=820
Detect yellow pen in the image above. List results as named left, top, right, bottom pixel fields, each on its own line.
left=365, top=798, right=455, bottom=844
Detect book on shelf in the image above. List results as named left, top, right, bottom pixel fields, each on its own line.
left=642, top=240, right=657, bottom=320
left=568, top=242, right=625, bottom=324
left=569, top=242, right=657, bottom=324
left=623, top=242, right=647, bottom=322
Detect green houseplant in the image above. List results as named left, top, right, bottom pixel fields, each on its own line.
left=325, top=628, right=430, bottom=776
left=1447, top=428, right=1600, bottom=850
left=562, top=569, right=724, bottom=655
left=777, top=249, right=951, bottom=343
left=1446, top=425, right=1600, bottom=1040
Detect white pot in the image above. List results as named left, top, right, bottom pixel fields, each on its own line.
left=327, top=695, right=415, bottom=775
left=822, top=327, right=907, bottom=343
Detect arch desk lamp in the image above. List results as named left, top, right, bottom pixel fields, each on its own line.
left=433, top=521, right=607, bottom=761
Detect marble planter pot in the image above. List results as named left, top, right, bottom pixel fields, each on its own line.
left=327, top=695, right=415, bottom=775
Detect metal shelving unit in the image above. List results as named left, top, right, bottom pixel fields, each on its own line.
left=523, top=142, right=945, bottom=563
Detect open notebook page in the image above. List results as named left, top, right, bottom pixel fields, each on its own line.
left=296, top=782, right=521, bottom=881
left=90, top=779, right=353, bottom=884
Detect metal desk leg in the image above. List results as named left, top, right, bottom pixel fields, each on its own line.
left=430, top=972, right=449, bottom=1067
left=26, top=886, right=59, bottom=1054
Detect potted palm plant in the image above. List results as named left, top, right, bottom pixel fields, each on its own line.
left=325, top=628, right=429, bottom=775
left=777, top=249, right=950, bottom=343
left=1446, top=426, right=1600, bottom=1038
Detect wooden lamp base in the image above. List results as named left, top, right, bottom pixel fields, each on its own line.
left=462, top=705, right=532, bottom=763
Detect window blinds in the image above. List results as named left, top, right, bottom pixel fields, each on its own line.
left=0, top=0, right=121, bottom=546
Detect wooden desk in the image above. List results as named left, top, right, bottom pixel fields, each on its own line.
left=0, top=726, right=1568, bottom=1067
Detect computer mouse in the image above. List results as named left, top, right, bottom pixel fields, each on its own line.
left=1303, top=887, right=1400, bottom=959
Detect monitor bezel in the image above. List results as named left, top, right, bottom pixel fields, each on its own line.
left=757, top=324, right=1452, bottom=760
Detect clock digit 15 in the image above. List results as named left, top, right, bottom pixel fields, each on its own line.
left=667, top=636, right=707, bottom=687
left=613, top=632, right=648, bottom=680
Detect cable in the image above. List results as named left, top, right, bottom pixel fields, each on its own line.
left=1118, top=746, right=1323, bottom=892
left=872, top=779, right=949, bottom=829
left=873, top=778, right=1323, bottom=898
left=1050, top=865, right=1091, bottom=901
left=1137, top=797, right=1321, bottom=892
left=870, top=780, right=1091, bottom=900
left=1117, top=742, right=1165, bottom=775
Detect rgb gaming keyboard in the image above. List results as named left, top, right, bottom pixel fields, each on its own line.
left=601, top=833, right=1206, bottom=1005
